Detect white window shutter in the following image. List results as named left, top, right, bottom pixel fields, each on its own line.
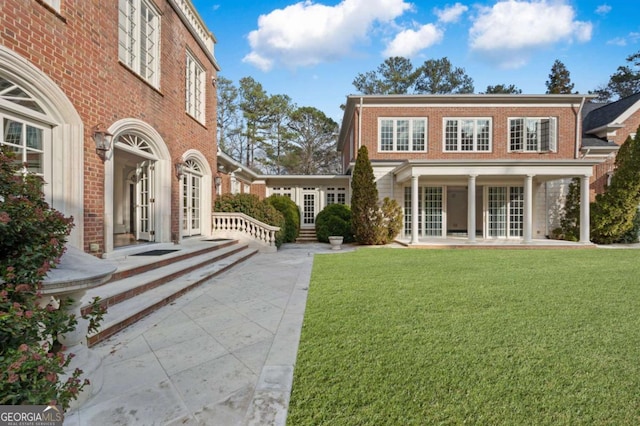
left=549, top=117, right=557, bottom=152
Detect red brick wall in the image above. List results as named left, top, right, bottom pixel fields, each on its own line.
left=350, top=105, right=579, bottom=161
left=1, top=0, right=218, bottom=253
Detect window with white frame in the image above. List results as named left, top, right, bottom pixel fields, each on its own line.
left=379, top=118, right=426, bottom=152
left=509, top=117, right=557, bottom=152
left=186, top=51, right=205, bottom=123
left=118, top=0, right=160, bottom=87
left=444, top=118, right=491, bottom=152
left=326, top=187, right=346, bottom=205
left=42, top=0, right=61, bottom=12
left=271, top=187, right=292, bottom=198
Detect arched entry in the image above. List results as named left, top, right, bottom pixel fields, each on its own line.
left=178, top=150, right=212, bottom=240
left=104, top=119, right=171, bottom=255
left=0, top=47, right=84, bottom=248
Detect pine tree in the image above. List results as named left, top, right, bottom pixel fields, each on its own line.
left=591, top=126, right=640, bottom=243
left=350, top=146, right=379, bottom=244
left=546, top=59, right=575, bottom=94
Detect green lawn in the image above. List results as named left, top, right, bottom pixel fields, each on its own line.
left=287, top=249, right=640, bottom=425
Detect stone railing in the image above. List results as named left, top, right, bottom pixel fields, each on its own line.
left=212, top=212, right=280, bottom=253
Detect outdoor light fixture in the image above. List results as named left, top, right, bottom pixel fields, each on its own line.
left=92, top=124, right=113, bottom=159
left=175, top=161, right=186, bottom=179
left=214, top=175, right=222, bottom=194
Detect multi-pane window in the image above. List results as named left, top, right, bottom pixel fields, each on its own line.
left=118, top=0, right=160, bottom=87
left=271, top=187, right=292, bottom=198
left=444, top=118, right=491, bottom=152
left=186, top=52, right=205, bottom=123
left=487, top=186, right=524, bottom=238
left=326, top=187, right=346, bottom=205
left=379, top=118, right=426, bottom=152
left=1, top=117, right=46, bottom=176
left=509, top=117, right=557, bottom=152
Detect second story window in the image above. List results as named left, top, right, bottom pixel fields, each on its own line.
left=379, top=118, right=426, bottom=152
left=186, top=52, right=205, bottom=123
left=444, top=118, right=491, bottom=152
left=118, top=0, right=160, bottom=88
left=509, top=117, right=557, bottom=152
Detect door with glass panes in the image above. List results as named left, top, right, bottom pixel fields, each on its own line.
left=135, top=160, right=155, bottom=241
left=182, top=159, right=202, bottom=236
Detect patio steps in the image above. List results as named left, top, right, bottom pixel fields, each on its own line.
left=296, top=228, right=317, bottom=243
left=81, top=240, right=258, bottom=347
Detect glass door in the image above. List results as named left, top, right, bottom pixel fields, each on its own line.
left=135, top=160, right=155, bottom=241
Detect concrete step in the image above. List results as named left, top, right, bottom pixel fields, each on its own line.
left=296, top=229, right=317, bottom=243
left=83, top=243, right=258, bottom=347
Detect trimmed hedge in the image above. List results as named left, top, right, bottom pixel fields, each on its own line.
left=315, top=203, right=354, bottom=243
left=215, top=193, right=285, bottom=247
left=267, top=195, right=300, bottom=243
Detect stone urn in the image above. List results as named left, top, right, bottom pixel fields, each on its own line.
left=40, top=245, right=116, bottom=411
left=328, top=236, right=344, bottom=250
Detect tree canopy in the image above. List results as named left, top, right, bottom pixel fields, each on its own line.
left=594, top=50, right=640, bottom=102
left=546, top=59, right=575, bottom=94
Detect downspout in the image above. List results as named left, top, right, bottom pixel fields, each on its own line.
left=575, top=96, right=586, bottom=159
left=358, top=97, right=363, bottom=149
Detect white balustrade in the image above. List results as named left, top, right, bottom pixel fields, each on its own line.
left=212, top=212, right=280, bottom=252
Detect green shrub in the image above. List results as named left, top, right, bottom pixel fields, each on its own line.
left=0, top=146, right=103, bottom=409
left=266, top=195, right=300, bottom=243
left=315, top=204, right=354, bottom=243
left=215, top=193, right=286, bottom=247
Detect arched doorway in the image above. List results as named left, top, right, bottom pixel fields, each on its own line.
left=177, top=150, right=212, bottom=241
left=105, top=119, right=171, bottom=255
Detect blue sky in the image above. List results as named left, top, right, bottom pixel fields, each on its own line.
left=192, top=0, right=640, bottom=122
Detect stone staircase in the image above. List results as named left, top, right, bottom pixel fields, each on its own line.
left=80, top=239, right=258, bottom=347
left=296, top=228, right=317, bottom=243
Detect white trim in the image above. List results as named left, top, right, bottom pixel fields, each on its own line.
left=179, top=149, right=212, bottom=240
left=0, top=46, right=84, bottom=249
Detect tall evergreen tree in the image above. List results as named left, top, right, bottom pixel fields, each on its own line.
left=216, top=76, right=243, bottom=159
left=352, top=57, right=417, bottom=95
left=238, top=77, right=270, bottom=168
left=595, top=50, right=640, bottom=102
left=484, top=84, right=522, bottom=94
left=350, top=146, right=379, bottom=244
left=546, top=59, right=575, bottom=94
left=285, top=107, right=340, bottom=174
left=591, top=126, right=640, bottom=243
left=414, top=57, right=474, bottom=94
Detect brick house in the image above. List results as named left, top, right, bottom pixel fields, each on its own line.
left=334, top=94, right=614, bottom=244
left=0, top=0, right=219, bottom=257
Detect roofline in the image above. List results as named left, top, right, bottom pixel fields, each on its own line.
left=393, top=158, right=605, bottom=174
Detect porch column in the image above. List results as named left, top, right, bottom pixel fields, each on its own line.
left=467, top=175, right=477, bottom=243
left=523, top=174, right=533, bottom=243
left=580, top=175, right=591, bottom=243
left=410, top=175, right=419, bottom=244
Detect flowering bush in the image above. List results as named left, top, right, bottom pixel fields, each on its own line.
left=0, top=147, right=100, bottom=409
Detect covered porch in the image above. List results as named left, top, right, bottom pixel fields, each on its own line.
left=393, top=160, right=601, bottom=246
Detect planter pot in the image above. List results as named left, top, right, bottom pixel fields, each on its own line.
left=329, top=236, right=344, bottom=250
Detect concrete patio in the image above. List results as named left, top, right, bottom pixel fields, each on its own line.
left=64, top=242, right=353, bottom=425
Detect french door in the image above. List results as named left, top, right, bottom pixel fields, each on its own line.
left=182, top=170, right=201, bottom=236
left=302, top=188, right=317, bottom=227
left=135, top=160, right=155, bottom=241
left=486, top=186, right=523, bottom=238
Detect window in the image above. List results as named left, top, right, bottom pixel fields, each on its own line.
left=186, top=51, right=205, bottom=123
left=444, top=118, right=491, bottom=152
left=379, top=118, right=426, bottom=152
left=326, top=187, right=346, bottom=205
left=1, top=117, right=47, bottom=176
left=271, top=187, right=292, bottom=198
left=509, top=117, right=557, bottom=152
left=118, top=0, right=160, bottom=87
left=41, top=0, right=61, bottom=12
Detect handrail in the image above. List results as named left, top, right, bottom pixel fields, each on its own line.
left=212, top=212, right=280, bottom=251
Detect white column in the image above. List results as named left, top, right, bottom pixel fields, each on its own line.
left=523, top=175, right=533, bottom=243
left=580, top=175, right=591, bottom=243
left=411, top=175, right=419, bottom=244
left=467, top=175, right=477, bottom=243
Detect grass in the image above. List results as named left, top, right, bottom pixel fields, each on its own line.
left=287, top=248, right=640, bottom=425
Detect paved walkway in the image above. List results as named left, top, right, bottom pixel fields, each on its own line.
left=65, top=243, right=350, bottom=425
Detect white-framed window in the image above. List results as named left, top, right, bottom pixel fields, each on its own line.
left=326, top=187, right=346, bottom=205
left=444, top=118, right=491, bottom=152
left=1, top=116, right=50, bottom=178
left=271, top=187, right=292, bottom=198
left=186, top=51, right=205, bottom=123
left=42, top=0, right=61, bottom=12
left=379, top=118, right=426, bottom=152
left=509, top=117, right=557, bottom=152
left=118, top=0, right=161, bottom=88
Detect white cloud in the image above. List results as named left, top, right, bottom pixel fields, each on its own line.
left=607, top=32, right=640, bottom=47
left=242, top=0, right=412, bottom=71
left=383, top=24, right=443, bottom=57
left=595, top=4, right=612, bottom=15
left=434, top=3, right=469, bottom=24
left=469, top=0, right=593, bottom=69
